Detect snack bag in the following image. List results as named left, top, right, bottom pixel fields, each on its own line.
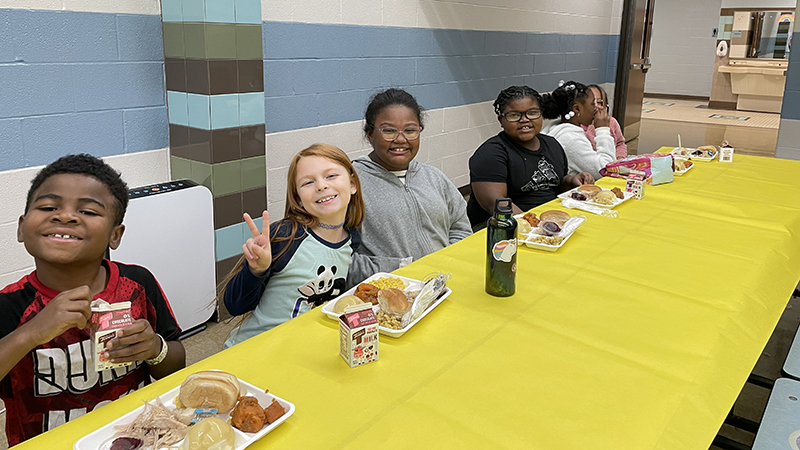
left=90, top=299, right=133, bottom=372
left=600, top=153, right=674, bottom=185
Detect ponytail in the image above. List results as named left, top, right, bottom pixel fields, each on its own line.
left=539, top=80, right=591, bottom=121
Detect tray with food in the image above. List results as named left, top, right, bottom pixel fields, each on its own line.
left=74, top=370, right=295, bottom=450
left=557, top=185, right=632, bottom=209
left=673, top=158, right=694, bottom=176
left=321, top=272, right=452, bottom=338
left=515, top=210, right=586, bottom=252
left=671, top=146, right=716, bottom=162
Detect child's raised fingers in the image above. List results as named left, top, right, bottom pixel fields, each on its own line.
left=260, top=210, right=269, bottom=236
left=243, top=212, right=261, bottom=238
left=242, top=240, right=256, bottom=261
left=250, top=242, right=270, bottom=261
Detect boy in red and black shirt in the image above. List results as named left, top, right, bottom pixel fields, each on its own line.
left=0, top=154, right=186, bottom=445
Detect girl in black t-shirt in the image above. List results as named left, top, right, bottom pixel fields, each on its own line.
left=467, top=86, right=594, bottom=227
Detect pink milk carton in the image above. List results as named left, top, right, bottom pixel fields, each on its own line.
left=625, top=171, right=646, bottom=199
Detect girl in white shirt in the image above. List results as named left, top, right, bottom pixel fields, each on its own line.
left=540, top=81, right=615, bottom=179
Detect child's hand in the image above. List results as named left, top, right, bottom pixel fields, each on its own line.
left=593, top=106, right=610, bottom=128
left=26, top=286, right=93, bottom=345
left=104, top=319, right=160, bottom=363
left=243, top=210, right=271, bottom=275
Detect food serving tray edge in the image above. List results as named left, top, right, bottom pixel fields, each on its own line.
left=556, top=186, right=633, bottom=209
left=73, top=376, right=295, bottom=450
left=320, top=272, right=452, bottom=338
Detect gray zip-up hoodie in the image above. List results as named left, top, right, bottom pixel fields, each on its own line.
left=347, top=157, right=472, bottom=286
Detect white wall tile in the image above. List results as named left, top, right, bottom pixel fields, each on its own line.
left=267, top=166, right=289, bottom=205
left=267, top=200, right=286, bottom=221
left=0, top=0, right=160, bottom=14
left=342, top=0, right=383, bottom=26
left=424, top=109, right=445, bottom=134
left=292, top=0, right=341, bottom=24
left=468, top=101, right=496, bottom=128
left=443, top=105, right=471, bottom=133
left=105, top=148, right=170, bottom=189
left=0, top=221, right=31, bottom=272
left=62, top=0, right=160, bottom=15
left=262, top=0, right=292, bottom=21
left=382, top=0, right=418, bottom=27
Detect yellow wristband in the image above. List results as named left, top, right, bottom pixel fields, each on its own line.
left=145, top=334, right=168, bottom=366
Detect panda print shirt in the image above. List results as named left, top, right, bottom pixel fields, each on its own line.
left=223, top=220, right=361, bottom=348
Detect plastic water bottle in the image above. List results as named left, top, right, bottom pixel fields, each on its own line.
left=485, top=198, right=517, bottom=297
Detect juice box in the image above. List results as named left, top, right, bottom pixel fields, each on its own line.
left=90, top=299, right=133, bottom=372
left=339, top=303, right=379, bottom=368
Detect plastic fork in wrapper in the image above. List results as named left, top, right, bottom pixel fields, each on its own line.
left=561, top=198, right=619, bottom=218
left=401, top=272, right=451, bottom=328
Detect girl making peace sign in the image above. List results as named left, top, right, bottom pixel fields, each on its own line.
left=220, top=144, right=365, bottom=348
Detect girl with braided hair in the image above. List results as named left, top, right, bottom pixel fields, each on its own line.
left=540, top=80, right=616, bottom=178
left=583, top=84, right=627, bottom=159
left=467, top=85, right=594, bottom=227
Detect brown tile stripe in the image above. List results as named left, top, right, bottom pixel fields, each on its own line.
left=170, top=124, right=265, bottom=164
left=166, top=58, right=263, bottom=96
left=212, top=186, right=267, bottom=229
left=215, top=254, right=242, bottom=287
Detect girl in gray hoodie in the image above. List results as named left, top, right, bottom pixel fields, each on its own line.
left=348, top=89, right=472, bottom=286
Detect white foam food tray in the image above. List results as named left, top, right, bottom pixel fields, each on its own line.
left=671, top=147, right=716, bottom=162
left=514, top=214, right=586, bottom=252
left=673, top=159, right=695, bottom=176
left=321, top=272, right=452, bottom=338
left=74, top=376, right=295, bottom=450
left=557, top=186, right=633, bottom=209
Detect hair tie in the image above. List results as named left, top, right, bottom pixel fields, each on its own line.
left=558, top=80, right=565, bottom=88
left=563, top=111, right=575, bottom=120
left=565, top=84, right=575, bottom=92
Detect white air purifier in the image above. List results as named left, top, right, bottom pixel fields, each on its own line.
left=110, top=180, right=216, bottom=337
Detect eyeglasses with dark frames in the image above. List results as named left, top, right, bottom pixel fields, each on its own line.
left=376, top=127, right=422, bottom=141
left=500, top=109, right=542, bottom=122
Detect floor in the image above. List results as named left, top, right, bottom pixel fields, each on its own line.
left=0, top=97, right=788, bottom=449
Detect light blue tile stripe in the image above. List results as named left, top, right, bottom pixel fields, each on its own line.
left=161, top=0, right=182, bottom=22
left=168, top=92, right=266, bottom=129
left=206, top=0, right=236, bottom=23
left=261, top=21, right=621, bottom=133
left=215, top=217, right=262, bottom=261
left=235, top=0, right=262, bottom=24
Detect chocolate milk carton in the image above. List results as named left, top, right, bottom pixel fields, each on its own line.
left=625, top=171, right=646, bottom=199
left=339, top=303, right=379, bottom=367
left=90, top=299, right=134, bottom=372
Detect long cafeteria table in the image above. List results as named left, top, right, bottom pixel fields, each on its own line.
left=18, top=151, right=800, bottom=449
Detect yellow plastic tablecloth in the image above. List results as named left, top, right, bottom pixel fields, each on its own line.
left=18, top=151, right=800, bottom=449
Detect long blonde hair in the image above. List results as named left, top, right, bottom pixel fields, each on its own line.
left=217, top=144, right=364, bottom=323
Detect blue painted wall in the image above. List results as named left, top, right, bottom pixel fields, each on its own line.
left=0, top=9, right=167, bottom=171
left=262, top=21, right=619, bottom=133
left=781, top=32, right=800, bottom=121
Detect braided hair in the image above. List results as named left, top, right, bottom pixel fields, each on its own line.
left=493, top=86, right=542, bottom=115
left=539, top=80, right=591, bottom=121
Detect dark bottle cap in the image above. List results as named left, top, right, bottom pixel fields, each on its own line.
left=493, top=198, right=513, bottom=216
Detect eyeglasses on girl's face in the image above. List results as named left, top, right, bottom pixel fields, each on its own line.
left=376, top=127, right=422, bottom=141
left=500, top=109, right=542, bottom=122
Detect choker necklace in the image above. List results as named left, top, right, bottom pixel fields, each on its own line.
left=318, top=220, right=345, bottom=230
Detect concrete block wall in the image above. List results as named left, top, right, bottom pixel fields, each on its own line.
left=645, top=0, right=723, bottom=97
left=775, top=31, right=800, bottom=161
left=206, top=0, right=623, bottom=276
left=0, top=0, right=170, bottom=286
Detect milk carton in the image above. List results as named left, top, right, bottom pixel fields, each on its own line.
left=719, top=143, right=734, bottom=163
left=339, top=303, right=379, bottom=367
left=90, top=299, right=134, bottom=372
left=625, top=171, right=646, bottom=199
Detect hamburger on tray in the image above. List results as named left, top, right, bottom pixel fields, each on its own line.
left=321, top=273, right=453, bottom=338
left=74, top=370, right=295, bottom=450
left=558, top=184, right=631, bottom=208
